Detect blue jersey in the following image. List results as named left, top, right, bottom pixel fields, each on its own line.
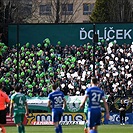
left=48, top=90, right=64, bottom=109
left=48, top=90, right=65, bottom=123
left=85, top=86, right=105, bottom=110
left=85, top=86, right=105, bottom=127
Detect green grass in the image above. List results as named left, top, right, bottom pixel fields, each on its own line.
left=6, top=125, right=133, bottom=133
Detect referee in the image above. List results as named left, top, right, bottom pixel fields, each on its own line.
left=0, top=83, right=10, bottom=133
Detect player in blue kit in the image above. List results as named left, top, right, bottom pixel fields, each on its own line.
left=80, top=77, right=110, bottom=133
left=47, top=84, right=66, bottom=133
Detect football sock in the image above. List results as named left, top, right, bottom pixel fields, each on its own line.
left=84, top=128, right=88, bottom=133
left=55, top=127, right=59, bottom=133
left=89, top=130, right=97, bottom=133
left=84, top=122, right=88, bottom=128
left=21, top=124, right=25, bottom=133
left=58, top=124, right=62, bottom=133
left=1, top=126, right=6, bottom=133
left=84, top=121, right=88, bottom=133
left=18, top=126, right=22, bottom=133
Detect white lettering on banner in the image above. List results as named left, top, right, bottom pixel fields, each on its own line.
left=59, top=121, right=80, bottom=125
left=116, top=30, right=123, bottom=39
left=104, top=27, right=107, bottom=39
left=124, top=29, right=132, bottom=39
left=80, top=28, right=87, bottom=40
left=31, top=121, right=53, bottom=125
left=31, top=121, right=84, bottom=125
left=107, top=27, right=115, bottom=40
left=97, top=30, right=103, bottom=40
left=109, top=114, right=129, bottom=122
left=88, top=30, right=93, bottom=40
left=79, top=27, right=132, bottom=41
left=35, top=114, right=84, bottom=122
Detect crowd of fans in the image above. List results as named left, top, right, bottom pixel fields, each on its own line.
left=0, top=39, right=133, bottom=100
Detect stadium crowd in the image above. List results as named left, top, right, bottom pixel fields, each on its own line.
left=0, top=39, right=133, bottom=100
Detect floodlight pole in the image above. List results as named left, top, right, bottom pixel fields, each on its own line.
left=93, top=24, right=96, bottom=77
left=16, top=4, right=19, bottom=84
left=16, top=24, right=19, bottom=83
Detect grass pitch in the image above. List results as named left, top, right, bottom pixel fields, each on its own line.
left=6, top=125, right=133, bottom=133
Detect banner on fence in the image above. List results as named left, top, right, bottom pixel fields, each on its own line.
left=104, top=113, right=133, bottom=124
left=108, top=96, right=132, bottom=113
left=8, top=23, right=133, bottom=47
left=6, top=112, right=133, bottom=126
left=26, top=96, right=49, bottom=111
left=26, top=113, right=86, bottom=125
left=26, top=96, right=85, bottom=113
left=6, top=114, right=15, bottom=126
left=23, top=112, right=133, bottom=125
left=26, top=96, right=132, bottom=113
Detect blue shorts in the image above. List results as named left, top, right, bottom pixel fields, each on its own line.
left=52, top=109, right=63, bottom=123
left=88, top=108, right=101, bottom=128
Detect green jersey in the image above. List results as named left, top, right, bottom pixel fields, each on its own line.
left=11, top=92, right=27, bottom=115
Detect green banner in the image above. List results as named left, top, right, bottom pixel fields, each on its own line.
left=8, top=23, right=133, bottom=47
left=26, top=96, right=49, bottom=111
left=27, top=96, right=132, bottom=113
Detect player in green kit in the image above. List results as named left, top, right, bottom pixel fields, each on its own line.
left=84, top=99, right=88, bottom=133
left=10, top=85, right=29, bottom=133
